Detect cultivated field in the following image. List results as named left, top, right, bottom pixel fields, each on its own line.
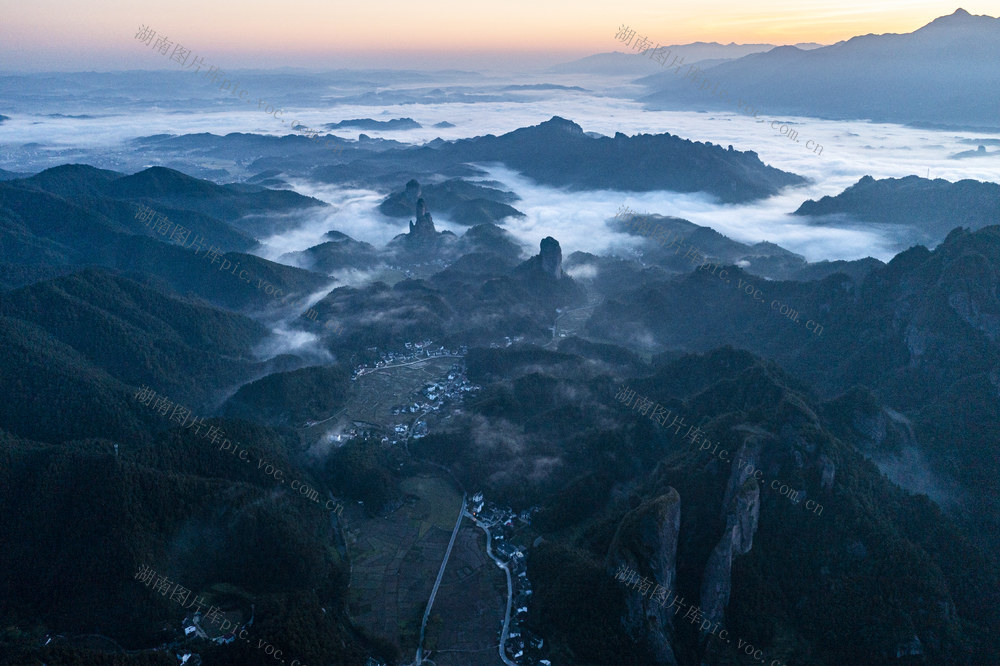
left=421, top=521, right=507, bottom=665
left=348, top=356, right=460, bottom=426
left=346, top=473, right=466, bottom=654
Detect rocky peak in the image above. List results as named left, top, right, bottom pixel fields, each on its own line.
left=538, top=115, right=585, bottom=135
left=409, top=196, right=437, bottom=237
left=539, top=236, right=563, bottom=278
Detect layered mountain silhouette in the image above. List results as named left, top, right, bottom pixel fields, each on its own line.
left=550, top=41, right=823, bottom=77
left=280, top=230, right=381, bottom=273
left=304, top=234, right=583, bottom=349
left=382, top=192, right=525, bottom=265
left=794, top=174, right=1000, bottom=246
left=431, top=116, right=805, bottom=203
left=100, top=118, right=808, bottom=204
left=3, top=95, right=999, bottom=666
left=586, top=224, right=1000, bottom=557
left=641, top=9, right=1000, bottom=130
left=0, top=165, right=331, bottom=309
left=379, top=178, right=525, bottom=225
left=430, top=343, right=999, bottom=664
left=610, top=211, right=882, bottom=281
left=307, top=116, right=806, bottom=203
left=323, top=117, right=421, bottom=130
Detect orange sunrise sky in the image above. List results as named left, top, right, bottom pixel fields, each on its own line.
left=0, top=1, right=995, bottom=70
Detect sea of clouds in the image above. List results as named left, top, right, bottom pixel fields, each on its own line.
left=2, top=67, right=999, bottom=267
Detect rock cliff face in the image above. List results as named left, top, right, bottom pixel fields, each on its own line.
left=386, top=193, right=458, bottom=258
left=941, top=250, right=1000, bottom=342
left=511, top=237, right=586, bottom=307
left=698, top=397, right=833, bottom=638
left=606, top=490, right=682, bottom=666
left=721, top=439, right=757, bottom=521
left=699, top=437, right=762, bottom=633
left=518, top=236, right=565, bottom=279
left=701, top=471, right=760, bottom=631
left=539, top=236, right=562, bottom=279
left=409, top=196, right=437, bottom=237
left=818, top=453, right=836, bottom=490
left=700, top=523, right=736, bottom=633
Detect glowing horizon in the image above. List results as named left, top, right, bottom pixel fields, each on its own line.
left=0, top=2, right=995, bottom=71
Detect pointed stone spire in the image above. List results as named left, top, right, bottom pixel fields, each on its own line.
left=539, top=236, right=562, bottom=279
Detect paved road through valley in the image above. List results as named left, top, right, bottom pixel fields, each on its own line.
left=415, top=492, right=467, bottom=665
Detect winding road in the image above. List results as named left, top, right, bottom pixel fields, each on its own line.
left=468, top=512, right=517, bottom=666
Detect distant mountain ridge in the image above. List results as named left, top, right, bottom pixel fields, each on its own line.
left=433, top=116, right=805, bottom=203
left=549, top=42, right=824, bottom=77
left=0, top=167, right=29, bottom=181
left=305, top=116, right=805, bottom=203
left=606, top=212, right=881, bottom=282
left=794, top=175, right=1000, bottom=246
left=324, top=117, right=421, bottom=130
left=641, top=9, right=1000, bottom=130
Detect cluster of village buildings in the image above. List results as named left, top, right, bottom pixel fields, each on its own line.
left=162, top=338, right=553, bottom=665
left=352, top=340, right=468, bottom=380
left=127, top=601, right=256, bottom=664
left=469, top=494, right=551, bottom=666
left=391, top=366, right=479, bottom=437
left=386, top=258, right=450, bottom=279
